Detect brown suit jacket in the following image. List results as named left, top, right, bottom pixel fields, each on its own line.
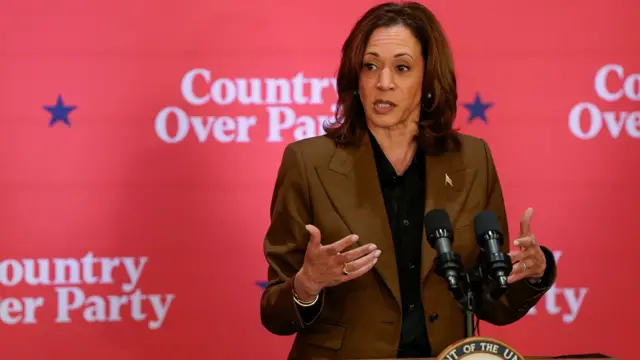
left=260, top=133, right=555, bottom=359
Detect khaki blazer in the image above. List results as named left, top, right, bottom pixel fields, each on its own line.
left=260, top=133, right=555, bottom=359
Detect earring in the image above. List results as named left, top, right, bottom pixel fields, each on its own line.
left=426, top=92, right=432, bottom=99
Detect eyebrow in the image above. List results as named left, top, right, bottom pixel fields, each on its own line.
left=364, top=51, right=414, bottom=59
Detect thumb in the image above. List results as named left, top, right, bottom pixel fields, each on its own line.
left=305, top=224, right=322, bottom=248
left=519, top=207, right=534, bottom=237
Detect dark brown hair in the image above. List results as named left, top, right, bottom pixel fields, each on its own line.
left=323, top=1, right=461, bottom=156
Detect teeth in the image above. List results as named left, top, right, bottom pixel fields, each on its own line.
left=376, top=103, right=392, bottom=108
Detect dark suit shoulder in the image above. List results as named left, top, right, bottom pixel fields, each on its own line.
left=457, top=133, right=488, bottom=153
left=283, top=135, right=338, bottom=166
left=284, top=132, right=495, bottom=170
left=451, top=132, right=492, bottom=167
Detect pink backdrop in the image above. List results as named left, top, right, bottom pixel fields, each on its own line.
left=1, top=0, right=638, bottom=358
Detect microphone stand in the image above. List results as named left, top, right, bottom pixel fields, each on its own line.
left=454, top=257, right=511, bottom=338
left=462, top=272, right=476, bottom=338
left=436, top=254, right=485, bottom=338
left=457, top=265, right=484, bottom=338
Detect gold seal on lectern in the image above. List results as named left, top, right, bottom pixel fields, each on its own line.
left=436, top=337, right=525, bottom=360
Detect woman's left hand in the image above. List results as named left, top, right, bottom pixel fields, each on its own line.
left=507, top=207, right=546, bottom=284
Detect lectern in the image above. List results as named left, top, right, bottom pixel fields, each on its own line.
left=361, top=336, right=618, bottom=360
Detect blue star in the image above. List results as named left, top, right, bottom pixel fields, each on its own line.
left=44, top=95, right=76, bottom=127
left=256, top=280, right=268, bottom=289
left=462, top=93, right=493, bottom=123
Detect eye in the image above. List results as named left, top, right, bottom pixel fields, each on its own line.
left=363, top=63, right=377, bottom=71
left=396, top=65, right=410, bottom=72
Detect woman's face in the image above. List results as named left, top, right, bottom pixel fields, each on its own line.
left=359, top=25, right=424, bottom=133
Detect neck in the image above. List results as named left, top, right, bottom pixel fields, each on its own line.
left=369, top=127, right=417, bottom=176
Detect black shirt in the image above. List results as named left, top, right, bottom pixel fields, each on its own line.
left=368, top=132, right=431, bottom=358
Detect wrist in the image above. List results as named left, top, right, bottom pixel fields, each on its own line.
left=294, top=268, right=321, bottom=301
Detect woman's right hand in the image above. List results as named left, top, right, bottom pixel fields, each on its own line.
left=294, top=224, right=382, bottom=301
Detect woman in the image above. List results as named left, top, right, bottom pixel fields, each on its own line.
left=260, top=2, right=556, bottom=359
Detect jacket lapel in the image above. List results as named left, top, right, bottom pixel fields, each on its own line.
left=315, top=135, right=402, bottom=308
left=420, top=152, right=478, bottom=284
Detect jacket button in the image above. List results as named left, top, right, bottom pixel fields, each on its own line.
left=429, top=313, right=439, bottom=322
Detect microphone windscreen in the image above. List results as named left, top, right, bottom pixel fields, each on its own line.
left=473, top=210, right=503, bottom=238
left=424, top=209, right=452, bottom=234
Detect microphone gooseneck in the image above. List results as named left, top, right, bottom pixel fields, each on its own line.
left=424, top=209, right=514, bottom=339
left=473, top=210, right=513, bottom=301
left=423, top=209, right=464, bottom=302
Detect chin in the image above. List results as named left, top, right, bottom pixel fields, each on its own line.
left=366, top=114, right=419, bottom=136
left=365, top=113, right=403, bottom=129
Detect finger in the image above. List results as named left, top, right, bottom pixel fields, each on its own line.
left=344, top=249, right=382, bottom=273
left=512, top=260, right=529, bottom=275
left=513, top=235, right=537, bottom=248
left=507, top=260, right=531, bottom=283
left=519, top=207, right=534, bottom=237
left=343, top=255, right=379, bottom=282
left=340, top=243, right=378, bottom=262
left=507, top=272, right=525, bottom=284
left=323, top=234, right=359, bottom=256
left=305, top=225, right=322, bottom=249
left=507, top=249, right=526, bottom=263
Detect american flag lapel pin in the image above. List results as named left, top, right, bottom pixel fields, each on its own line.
left=445, top=173, right=453, bottom=187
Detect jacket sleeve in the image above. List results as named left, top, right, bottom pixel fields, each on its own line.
left=474, top=140, right=557, bottom=325
left=259, top=143, right=325, bottom=335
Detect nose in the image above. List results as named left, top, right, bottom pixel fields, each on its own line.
left=376, top=68, right=395, bottom=90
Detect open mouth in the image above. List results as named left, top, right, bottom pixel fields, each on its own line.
left=374, top=100, right=397, bottom=113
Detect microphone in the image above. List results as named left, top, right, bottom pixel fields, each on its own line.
left=473, top=210, right=512, bottom=300
left=424, top=209, right=464, bottom=301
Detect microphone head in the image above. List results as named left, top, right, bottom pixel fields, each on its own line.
left=473, top=210, right=504, bottom=241
left=474, top=210, right=511, bottom=291
left=424, top=209, right=453, bottom=247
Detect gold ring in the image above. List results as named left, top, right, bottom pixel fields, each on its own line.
left=521, top=262, right=527, bottom=272
left=342, top=267, right=349, bottom=276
